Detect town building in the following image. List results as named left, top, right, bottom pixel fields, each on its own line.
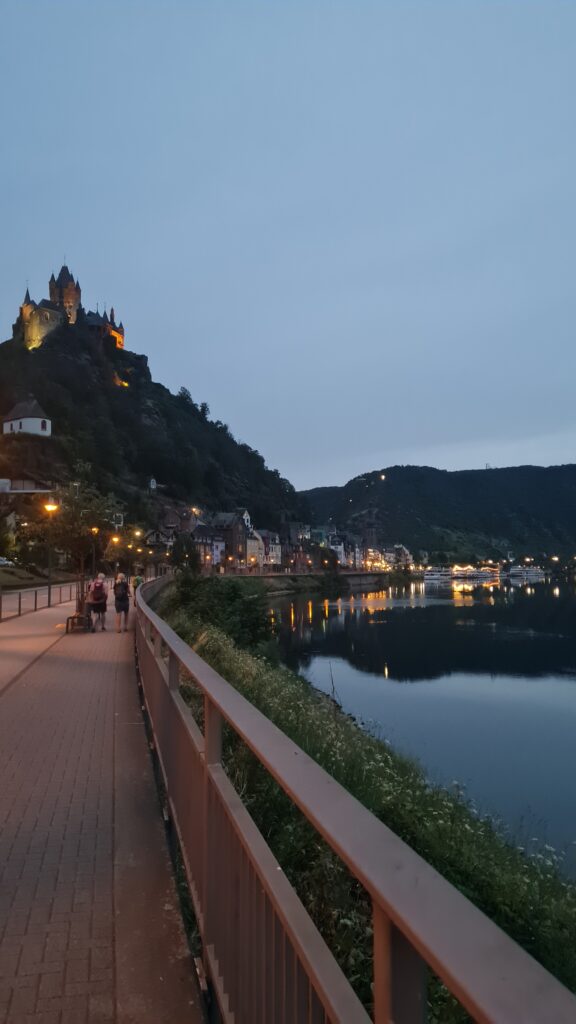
left=12, top=265, right=125, bottom=351
left=285, top=522, right=311, bottom=544
left=208, top=511, right=251, bottom=565
left=257, top=529, right=282, bottom=567
left=246, top=530, right=265, bottom=568
left=2, top=397, right=51, bottom=437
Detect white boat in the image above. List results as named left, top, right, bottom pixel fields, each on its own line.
left=452, top=564, right=500, bottom=582
left=508, top=565, right=545, bottom=583
left=423, top=565, right=500, bottom=587
left=423, top=567, right=453, bottom=584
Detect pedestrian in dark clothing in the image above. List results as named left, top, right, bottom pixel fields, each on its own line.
left=114, top=573, right=130, bottom=632
left=87, top=573, right=108, bottom=632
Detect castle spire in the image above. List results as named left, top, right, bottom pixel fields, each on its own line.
left=23, top=287, right=31, bottom=304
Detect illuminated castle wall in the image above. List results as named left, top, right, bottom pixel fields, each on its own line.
left=13, top=265, right=125, bottom=351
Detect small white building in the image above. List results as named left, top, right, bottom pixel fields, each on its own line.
left=247, top=531, right=265, bottom=568
left=2, top=397, right=51, bottom=437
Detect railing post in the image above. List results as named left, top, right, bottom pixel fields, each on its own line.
left=168, top=650, right=180, bottom=691
left=34, top=589, right=38, bottom=611
left=0, top=587, right=3, bottom=621
left=204, top=698, right=222, bottom=765
left=203, top=697, right=223, bottom=974
left=153, top=628, right=162, bottom=659
left=393, top=927, right=428, bottom=1023
left=373, top=902, right=391, bottom=1024
left=373, top=904, right=427, bottom=1023
left=18, top=592, right=22, bottom=616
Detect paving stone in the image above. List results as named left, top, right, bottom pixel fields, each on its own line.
left=0, top=605, right=204, bottom=1024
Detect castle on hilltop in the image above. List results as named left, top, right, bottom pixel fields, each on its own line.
left=12, top=265, right=125, bottom=351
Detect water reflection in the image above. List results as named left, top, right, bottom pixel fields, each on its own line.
left=273, top=584, right=576, bottom=869
left=275, top=584, right=576, bottom=682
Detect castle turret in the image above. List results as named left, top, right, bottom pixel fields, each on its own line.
left=49, top=265, right=81, bottom=323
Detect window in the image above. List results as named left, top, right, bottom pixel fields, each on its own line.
left=10, top=423, right=14, bottom=432
left=19, top=421, right=22, bottom=430
left=41, top=420, right=47, bottom=431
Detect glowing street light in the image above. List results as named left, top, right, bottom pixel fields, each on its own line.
left=90, top=527, right=99, bottom=575
left=43, top=501, right=59, bottom=605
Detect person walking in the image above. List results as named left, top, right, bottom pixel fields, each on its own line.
left=132, top=573, right=143, bottom=606
left=87, top=573, right=108, bottom=632
left=114, top=572, right=130, bottom=632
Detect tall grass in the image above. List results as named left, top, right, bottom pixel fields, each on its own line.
left=155, top=578, right=576, bottom=1019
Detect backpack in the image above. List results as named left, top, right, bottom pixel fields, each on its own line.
left=115, top=580, right=129, bottom=600
left=92, top=580, right=105, bottom=601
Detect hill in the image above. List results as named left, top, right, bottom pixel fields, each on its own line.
left=0, top=325, right=303, bottom=526
left=302, top=464, right=576, bottom=559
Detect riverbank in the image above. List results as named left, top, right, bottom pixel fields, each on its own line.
left=258, top=570, right=394, bottom=597
left=154, top=574, right=576, bottom=1020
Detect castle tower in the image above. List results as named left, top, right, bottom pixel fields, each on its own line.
left=49, top=265, right=81, bottom=323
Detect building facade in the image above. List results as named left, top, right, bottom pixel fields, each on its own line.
left=2, top=398, right=51, bottom=437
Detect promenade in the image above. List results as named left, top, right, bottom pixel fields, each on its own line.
left=0, top=602, right=205, bottom=1024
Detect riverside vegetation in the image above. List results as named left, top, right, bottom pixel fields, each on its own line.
left=155, top=574, right=576, bottom=1021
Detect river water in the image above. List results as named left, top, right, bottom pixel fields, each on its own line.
left=273, top=582, right=576, bottom=873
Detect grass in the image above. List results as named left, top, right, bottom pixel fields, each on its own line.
left=155, top=576, right=576, bottom=1021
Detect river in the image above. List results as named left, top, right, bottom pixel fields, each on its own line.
left=272, top=581, right=576, bottom=874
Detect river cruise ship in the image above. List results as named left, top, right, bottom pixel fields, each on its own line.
left=508, top=565, right=545, bottom=583
left=424, top=565, right=500, bottom=586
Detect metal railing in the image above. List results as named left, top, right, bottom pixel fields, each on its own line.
left=135, top=578, right=576, bottom=1023
left=0, top=581, right=77, bottom=621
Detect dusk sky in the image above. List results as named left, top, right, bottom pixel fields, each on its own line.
left=1, top=3, right=574, bottom=490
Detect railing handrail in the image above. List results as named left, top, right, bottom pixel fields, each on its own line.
left=137, top=577, right=576, bottom=1022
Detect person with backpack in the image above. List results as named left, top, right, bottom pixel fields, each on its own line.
left=132, top=573, right=143, bottom=606
left=114, top=572, right=130, bottom=632
left=87, top=573, right=108, bottom=632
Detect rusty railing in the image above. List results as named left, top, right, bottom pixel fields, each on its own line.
left=135, top=577, right=576, bottom=1023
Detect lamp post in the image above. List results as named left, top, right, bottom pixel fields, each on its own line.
left=111, top=535, right=120, bottom=576
left=44, top=501, right=59, bottom=606
left=90, top=527, right=99, bottom=576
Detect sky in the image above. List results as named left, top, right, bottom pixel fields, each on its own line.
left=1, top=2, right=575, bottom=490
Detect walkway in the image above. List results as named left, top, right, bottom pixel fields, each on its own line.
left=0, top=603, right=205, bottom=1024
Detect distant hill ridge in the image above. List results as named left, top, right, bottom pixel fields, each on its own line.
left=301, top=464, right=576, bottom=559
left=0, top=322, right=302, bottom=526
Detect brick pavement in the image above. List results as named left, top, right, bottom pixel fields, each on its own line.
left=0, top=605, right=204, bottom=1023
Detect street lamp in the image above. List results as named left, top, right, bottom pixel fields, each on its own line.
left=44, top=501, right=59, bottom=606
left=90, top=527, right=99, bottom=576
left=111, top=535, right=120, bottom=575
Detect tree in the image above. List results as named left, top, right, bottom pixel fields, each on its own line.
left=177, top=386, right=194, bottom=406
left=28, top=483, right=124, bottom=575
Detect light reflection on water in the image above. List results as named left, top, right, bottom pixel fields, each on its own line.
left=274, top=583, right=576, bottom=873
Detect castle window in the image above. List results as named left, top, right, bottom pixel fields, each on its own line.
left=41, top=420, right=47, bottom=432
left=10, top=423, right=14, bottom=432
left=19, top=421, right=22, bottom=430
